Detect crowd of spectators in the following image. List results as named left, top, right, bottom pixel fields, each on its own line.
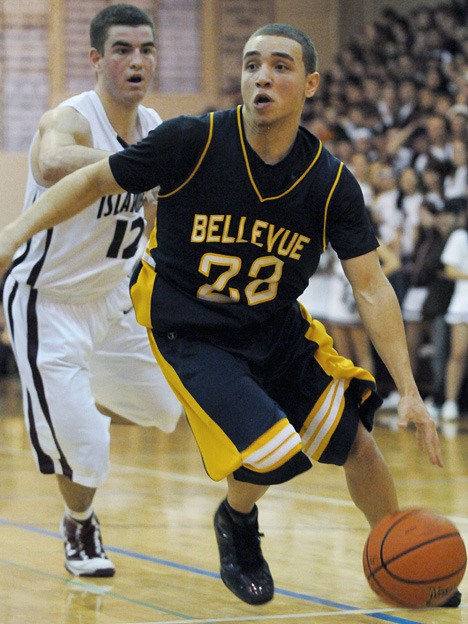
left=299, top=1, right=467, bottom=422
left=1, top=2, right=467, bottom=422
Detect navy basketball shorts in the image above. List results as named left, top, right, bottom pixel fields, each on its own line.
left=149, top=303, right=382, bottom=485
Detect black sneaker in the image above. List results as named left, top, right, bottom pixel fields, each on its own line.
left=60, top=512, right=115, bottom=577
left=439, top=589, right=461, bottom=607
left=214, top=499, right=274, bottom=605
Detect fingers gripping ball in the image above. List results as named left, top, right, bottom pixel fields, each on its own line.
left=363, top=508, right=466, bottom=608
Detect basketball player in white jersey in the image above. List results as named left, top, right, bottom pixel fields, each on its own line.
left=2, top=4, right=181, bottom=577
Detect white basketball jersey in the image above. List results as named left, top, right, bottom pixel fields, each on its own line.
left=10, top=90, right=161, bottom=301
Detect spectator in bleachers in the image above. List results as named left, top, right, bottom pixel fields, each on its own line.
left=421, top=159, right=446, bottom=209
left=394, top=79, right=421, bottom=127
left=369, top=162, right=400, bottom=250
left=446, top=103, right=468, bottom=143
left=401, top=200, right=441, bottom=374
left=440, top=201, right=468, bottom=421
left=422, top=87, right=439, bottom=116
left=349, top=153, right=374, bottom=209
left=425, top=113, right=454, bottom=165
left=383, top=198, right=460, bottom=413
left=444, top=139, right=467, bottom=199
left=299, top=0, right=466, bottom=416
left=422, top=201, right=461, bottom=418
left=397, top=166, right=424, bottom=264
left=377, top=82, right=399, bottom=129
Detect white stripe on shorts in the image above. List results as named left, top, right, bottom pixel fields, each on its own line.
left=243, top=423, right=301, bottom=471
left=301, top=378, right=346, bottom=459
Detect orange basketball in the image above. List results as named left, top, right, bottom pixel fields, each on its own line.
left=363, top=508, right=466, bottom=608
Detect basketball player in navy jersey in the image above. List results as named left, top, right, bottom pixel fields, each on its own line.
left=1, top=5, right=181, bottom=578
left=0, top=23, right=460, bottom=607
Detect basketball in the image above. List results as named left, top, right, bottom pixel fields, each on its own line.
left=363, top=508, right=466, bottom=608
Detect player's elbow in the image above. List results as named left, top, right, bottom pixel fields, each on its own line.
left=38, top=159, right=67, bottom=184
left=83, top=158, right=123, bottom=198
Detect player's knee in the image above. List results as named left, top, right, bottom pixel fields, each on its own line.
left=60, top=419, right=111, bottom=481
left=345, top=423, right=383, bottom=469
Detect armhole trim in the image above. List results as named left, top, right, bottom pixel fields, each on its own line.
left=322, top=161, right=344, bottom=251
left=158, top=112, right=214, bottom=198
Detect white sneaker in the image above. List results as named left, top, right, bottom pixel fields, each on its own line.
left=380, top=391, right=400, bottom=411
left=424, top=397, right=441, bottom=420
left=441, top=400, right=460, bottom=422
left=60, top=512, right=115, bottom=577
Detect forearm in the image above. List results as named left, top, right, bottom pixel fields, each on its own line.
left=343, top=253, right=443, bottom=467
left=354, top=276, right=419, bottom=397
left=39, top=145, right=112, bottom=184
left=4, top=159, right=119, bottom=249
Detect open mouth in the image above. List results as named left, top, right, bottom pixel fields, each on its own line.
left=254, top=94, right=272, bottom=104
left=128, top=76, right=143, bottom=84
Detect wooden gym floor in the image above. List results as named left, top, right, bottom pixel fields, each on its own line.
left=0, top=376, right=467, bottom=624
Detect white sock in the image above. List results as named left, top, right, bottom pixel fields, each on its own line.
left=66, top=505, right=93, bottom=523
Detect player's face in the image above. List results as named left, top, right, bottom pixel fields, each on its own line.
left=241, top=35, right=319, bottom=128
left=92, top=25, right=157, bottom=106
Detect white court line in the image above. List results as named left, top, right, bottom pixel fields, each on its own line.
left=111, top=463, right=355, bottom=508
left=1, top=444, right=467, bottom=526
left=110, top=463, right=468, bottom=526
left=121, top=605, right=420, bottom=624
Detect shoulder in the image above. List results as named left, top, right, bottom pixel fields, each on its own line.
left=137, top=104, right=163, bottom=128
left=301, top=132, right=353, bottom=187
left=148, top=111, right=215, bottom=145
left=163, top=110, right=217, bottom=129
left=297, top=124, right=324, bottom=158
left=38, top=102, right=91, bottom=142
left=41, top=90, right=99, bottom=137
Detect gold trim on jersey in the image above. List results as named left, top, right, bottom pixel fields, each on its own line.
left=158, top=112, right=215, bottom=199
left=236, top=105, right=323, bottom=203
left=322, top=161, right=344, bottom=251
left=130, top=259, right=155, bottom=329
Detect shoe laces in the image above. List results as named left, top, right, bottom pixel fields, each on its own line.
left=231, top=521, right=265, bottom=570
left=67, top=515, right=105, bottom=559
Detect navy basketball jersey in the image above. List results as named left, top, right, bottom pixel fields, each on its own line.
left=109, top=106, right=378, bottom=333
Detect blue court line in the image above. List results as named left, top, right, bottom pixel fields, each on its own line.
left=0, top=518, right=424, bottom=624
left=0, top=557, right=194, bottom=620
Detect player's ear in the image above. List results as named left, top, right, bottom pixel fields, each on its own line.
left=305, top=72, right=320, bottom=99
left=89, top=48, right=102, bottom=71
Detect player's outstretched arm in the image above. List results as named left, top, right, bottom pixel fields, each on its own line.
left=34, top=106, right=112, bottom=186
left=0, top=158, right=122, bottom=272
left=342, top=250, right=444, bottom=468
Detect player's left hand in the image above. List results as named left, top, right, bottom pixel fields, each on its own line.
left=397, top=395, right=444, bottom=468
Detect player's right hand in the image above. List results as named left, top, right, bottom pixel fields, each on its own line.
left=397, top=395, right=444, bottom=468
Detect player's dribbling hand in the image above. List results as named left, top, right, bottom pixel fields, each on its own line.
left=397, top=395, right=444, bottom=468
